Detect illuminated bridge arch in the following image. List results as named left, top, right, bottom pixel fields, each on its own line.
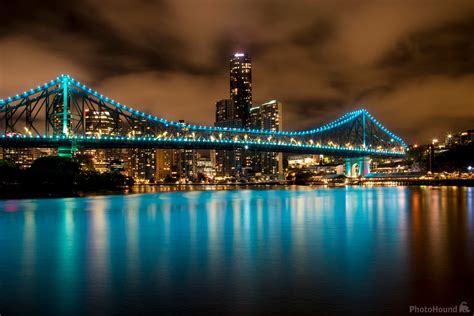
left=0, top=74, right=407, bottom=158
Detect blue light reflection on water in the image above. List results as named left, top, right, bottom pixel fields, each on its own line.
left=0, top=186, right=473, bottom=315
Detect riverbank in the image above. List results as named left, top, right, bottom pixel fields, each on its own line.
left=360, top=177, right=474, bottom=186
left=2, top=179, right=472, bottom=200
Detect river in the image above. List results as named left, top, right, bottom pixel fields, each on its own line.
left=1, top=186, right=473, bottom=315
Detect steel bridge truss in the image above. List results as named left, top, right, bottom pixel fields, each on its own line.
left=0, top=75, right=407, bottom=158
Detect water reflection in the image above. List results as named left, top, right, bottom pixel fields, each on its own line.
left=0, top=186, right=473, bottom=315
left=20, top=204, right=36, bottom=295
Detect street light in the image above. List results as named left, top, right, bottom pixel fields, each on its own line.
left=429, top=139, right=438, bottom=173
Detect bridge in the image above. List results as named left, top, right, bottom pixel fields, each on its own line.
left=0, top=75, right=407, bottom=176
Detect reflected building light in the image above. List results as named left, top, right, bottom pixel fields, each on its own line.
left=57, top=201, right=78, bottom=312
left=467, top=188, right=474, bottom=240
left=147, top=204, right=157, bottom=221
left=3, top=200, right=19, bottom=212
left=256, top=198, right=264, bottom=241
left=88, top=197, right=110, bottom=304
left=21, top=209, right=37, bottom=286
left=207, top=197, right=221, bottom=275
left=124, top=197, right=142, bottom=291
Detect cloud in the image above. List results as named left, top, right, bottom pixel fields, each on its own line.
left=96, top=71, right=227, bottom=124
left=362, top=75, right=474, bottom=142
left=0, top=36, right=91, bottom=96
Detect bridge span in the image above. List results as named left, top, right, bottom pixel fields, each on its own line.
left=1, top=75, right=406, bottom=175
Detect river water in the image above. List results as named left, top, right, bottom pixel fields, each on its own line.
left=0, top=186, right=473, bottom=315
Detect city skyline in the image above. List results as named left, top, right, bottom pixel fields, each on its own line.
left=1, top=0, right=473, bottom=144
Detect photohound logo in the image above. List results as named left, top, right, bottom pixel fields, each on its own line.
left=409, top=301, right=471, bottom=314
left=459, top=302, right=470, bottom=313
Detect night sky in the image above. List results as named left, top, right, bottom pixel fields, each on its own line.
left=1, top=0, right=473, bottom=143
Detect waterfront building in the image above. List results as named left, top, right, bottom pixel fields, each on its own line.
left=155, top=149, right=173, bottom=181
left=213, top=53, right=254, bottom=177
left=127, top=117, right=156, bottom=182
left=445, top=130, right=474, bottom=147
left=176, top=148, right=197, bottom=181
left=2, top=147, right=55, bottom=169
left=249, top=100, right=283, bottom=176
left=128, top=148, right=156, bottom=183
left=288, top=154, right=322, bottom=169
left=214, top=99, right=243, bottom=177
left=196, top=155, right=216, bottom=180
left=163, top=120, right=198, bottom=182
left=83, top=110, right=118, bottom=172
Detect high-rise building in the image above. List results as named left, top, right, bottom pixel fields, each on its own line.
left=83, top=110, right=118, bottom=173
left=215, top=99, right=235, bottom=123
left=196, top=154, right=216, bottom=180
left=214, top=99, right=242, bottom=177
left=165, top=120, right=198, bottom=182
left=177, top=148, right=197, bottom=181
left=249, top=100, right=283, bottom=176
left=230, top=53, right=252, bottom=127
left=127, top=118, right=156, bottom=182
left=155, top=149, right=173, bottom=181
left=128, top=148, right=156, bottom=182
left=85, top=110, right=115, bottom=137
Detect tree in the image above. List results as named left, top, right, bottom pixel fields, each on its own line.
left=26, top=156, right=82, bottom=194
left=0, top=160, right=20, bottom=184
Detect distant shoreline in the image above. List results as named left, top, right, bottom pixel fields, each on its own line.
left=1, top=180, right=472, bottom=200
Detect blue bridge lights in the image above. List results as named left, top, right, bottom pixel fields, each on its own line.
left=0, top=74, right=407, bottom=157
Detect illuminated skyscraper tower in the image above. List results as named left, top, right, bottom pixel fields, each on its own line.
left=230, top=53, right=252, bottom=127
left=250, top=100, right=283, bottom=176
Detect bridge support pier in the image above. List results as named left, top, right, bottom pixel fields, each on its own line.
left=58, top=140, right=77, bottom=159
left=58, top=146, right=73, bottom=158
left=345, top=157, right=371, bottom=177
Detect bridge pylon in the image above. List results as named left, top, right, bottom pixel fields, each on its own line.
left=345, top=157, right=371, bottom=177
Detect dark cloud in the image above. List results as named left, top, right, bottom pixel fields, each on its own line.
left=1, top=0, right=473, bottom=143
left=379, top=16, right=474, bottom=79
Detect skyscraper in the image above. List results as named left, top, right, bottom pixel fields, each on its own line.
left=214, top=99, right=242, bottom=177
left=214, top=53, right=253, bottom=178
left=128, top=117, right=156, bottom=182
left=215, top=99, right=235, bottom=123
left=172, top=120, right=198, bottom=182
left=81, top=110, right=118, bottom=173
left=155, top=149, right=173, bottom=181
left=230, top=53, right=252, bottom=127
left=250, top=100, right=283, bottom=176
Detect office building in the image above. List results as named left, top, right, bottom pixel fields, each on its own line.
left=196, top=155, right=216, bottom=181
left=127, top=118, right=156, bottom=182
left=155, top=149, right=173, bottom=181
left=445, top=130, right=474, bottom=147
left=215, top=99, right=235, bottom=123
left=2, top=147, right=54, bottom=169
left=176, top=148, right=197, bottom=181
left=288, top=154, right=322, bottom=169
left=85, top=110, right=116, bottom=137
left=82, top=110, right=118, bottom=173
left=214, top=99, right=242, bottom=177
left=230, top=53, right=252, bottom=127
left=249, top=100, right=283, bottom=176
